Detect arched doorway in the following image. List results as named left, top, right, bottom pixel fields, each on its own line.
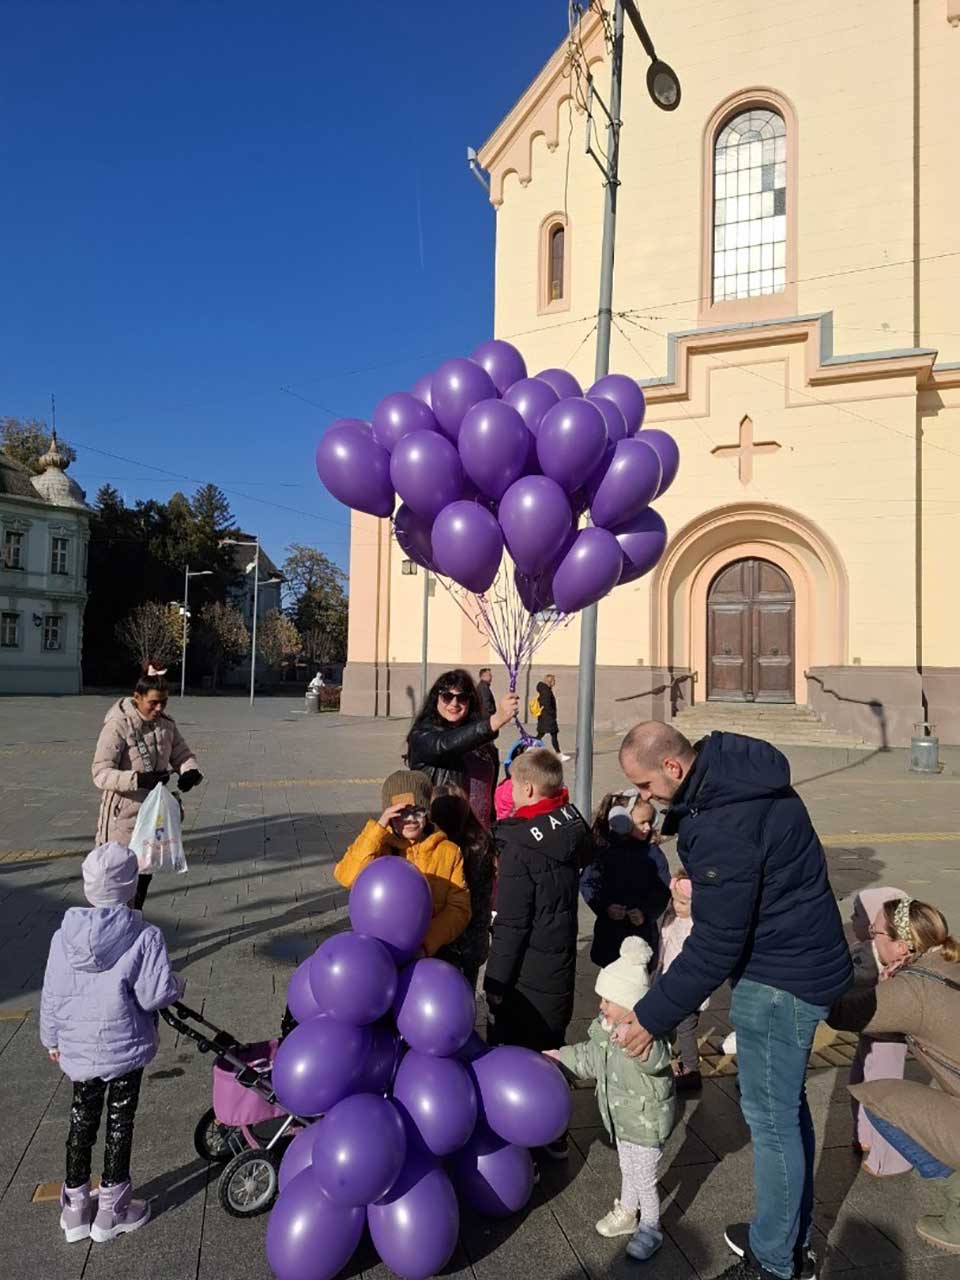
left=707, top=558, right=795, bottom=702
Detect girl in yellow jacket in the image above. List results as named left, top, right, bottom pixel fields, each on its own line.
left=335, top=770, right=471, bottom=958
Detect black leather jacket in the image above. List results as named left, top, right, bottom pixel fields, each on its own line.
left=406, top=716, right=498, bottom=791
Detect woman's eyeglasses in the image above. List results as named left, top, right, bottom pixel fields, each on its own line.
left=869, top=926, right=914, bottom=951
left=438, top=690, right=469, bottom=706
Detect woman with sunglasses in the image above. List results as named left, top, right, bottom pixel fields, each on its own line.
left=829, top=897, right=960, bottom=1252
left=92, top=661, right=203, bottom=910
left=406, top=669, right=519, bottom=829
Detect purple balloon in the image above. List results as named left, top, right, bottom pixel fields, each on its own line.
left=588, top=373, right=647, bottom=434
left=589, top=437, right=663, bottom=530
left=278, top=1121, right=323, bottom=1192
left=498, top=475, right=572, bottom=576
left=411, top=372, right=434, bottom=408
left=471, top=339, right=528, bottom=395
left=372, top=391, right=439, bottom=453
left=637, top=427, right=680, bottom=497
left=586, top=394, right=629, bottom=444
left=309, top=932, right=397, bottom=1026
left=355, top=1020, right=402, bottom=1094
left=431, top=358, right=498, bottom=441
left=514, top=566, right=555, bottom=614
left=612, top=507, right=668, bottom=584
left=272, top=1016, right=371, bottom=1118
left=393, top=1050, right=478, bottom=1156
left=536, top=368, right=583, bottom=400
left=266, top=1169, right=365, bottom=1280
left=393, top=502, right=436, bottom=571
left=316, top=421, right=394, bottom=519
left=449, top=1121, right=535, bottom=1217
left=457, top=1030, right=492, bottom=1065
left=502, top=376, right=559, bottom=437
left=458, top=399, right=530, bottom=500
left=286, top=957, right=322, bottom=1024
left=394, top=958, right=476, bottom=1057
left=312, top=1093, right=407, bottom=1207
left=368, top=1148, right=459, bottom=1280
left=471, top=1045, right=572, bottom=1148
left=390, top=430, right=463, bottom=519
left=537, top=397, right=609, bottom=492
left=431, top=500, right=503, bottom=594
left=551, top=526, right=623, bottom=615
left=348, top=857, right=433, bottom=963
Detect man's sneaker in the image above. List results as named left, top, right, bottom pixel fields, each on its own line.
left=722, top=1031, right=738, bottom=1055
left=724, top=1222, right=818, bottom=1279
left=540, top=1134, right=569, bottom=1161
left=558, top=753, right=572, bottom=762
left=625, top=1223, right=662, bottom=1261
left=595, top=1200, right=637, bottom=1238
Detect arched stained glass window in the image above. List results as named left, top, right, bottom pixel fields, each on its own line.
left=713, top=109, right=787, bottom=303
left=549, top=224, right=565, bottom=302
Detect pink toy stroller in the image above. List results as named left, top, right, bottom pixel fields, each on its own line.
left=161, top=1001, right=306, bottom=1217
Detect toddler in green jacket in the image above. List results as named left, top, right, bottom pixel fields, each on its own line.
left=545, top=935, right=676, bottom=1261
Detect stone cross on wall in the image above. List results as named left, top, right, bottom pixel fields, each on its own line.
left=711, top=414, right=781, bottom=485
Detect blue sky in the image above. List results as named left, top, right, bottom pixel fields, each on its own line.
left=1, top=1, right=571, bottom=571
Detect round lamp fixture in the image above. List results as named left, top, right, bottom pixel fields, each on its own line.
left=647, top=59, right=681, bottom=111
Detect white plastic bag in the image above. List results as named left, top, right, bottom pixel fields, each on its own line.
left=129, top=783, right=187, bottom=875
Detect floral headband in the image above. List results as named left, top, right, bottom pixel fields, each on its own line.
left=892, top=899, right=915, bottom=950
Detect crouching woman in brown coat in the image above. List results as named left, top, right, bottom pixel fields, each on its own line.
left=92, top=664, right=203, bottom=910
left=828, top=897, right=960, bottom=1254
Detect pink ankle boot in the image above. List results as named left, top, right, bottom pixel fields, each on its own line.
left=59, top=1181, right=94, bottom=1242
left=90, top=1180, right=150, bottom=1243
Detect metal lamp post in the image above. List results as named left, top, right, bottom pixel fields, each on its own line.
left=572, top=0, right=680, bottom=818
left=222, top=537, right=282, bottom=706
left=180, top=567, right=214, bottom=698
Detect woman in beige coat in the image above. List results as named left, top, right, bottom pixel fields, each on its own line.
left=92, top=664, right=202, bottom=909
left=829, top=897, right=960, bottom=1253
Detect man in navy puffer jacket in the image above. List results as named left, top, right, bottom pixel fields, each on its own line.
left=616, top=723, right=852, bottom=1280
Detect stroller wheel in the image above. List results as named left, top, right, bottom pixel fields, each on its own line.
left=194, top=1107, right=238, bottom=1164
left=218, top=1148, right=280, bottom=1217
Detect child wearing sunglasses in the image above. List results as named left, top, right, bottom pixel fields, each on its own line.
left=334, top=769, right=471, bottom=958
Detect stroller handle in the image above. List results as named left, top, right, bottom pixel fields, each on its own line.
left=160, top=1001, right=241, bottom=1055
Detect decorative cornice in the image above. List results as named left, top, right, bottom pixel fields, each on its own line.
left=478, top=11, right=606, bottom=207
left=637, top=311, right=943, bottom=405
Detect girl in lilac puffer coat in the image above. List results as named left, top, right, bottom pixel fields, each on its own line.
left=40, top=843, right=182, bottom=1246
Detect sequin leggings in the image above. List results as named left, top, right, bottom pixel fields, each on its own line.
left=66, top=1068, right=144, bottom=1188
left=617, top=1140, right=661, bottom=1227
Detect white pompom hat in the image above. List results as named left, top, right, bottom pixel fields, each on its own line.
left=595, top=935, right=653, bottom=1009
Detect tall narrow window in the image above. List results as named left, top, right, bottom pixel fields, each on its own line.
left=713, top=108, right=787, bottom=303
left=0, top=612, right=19, bottom=648
left=548, top=224, right=565, bottom=301
left=51, top=537, right=69, bottom=575
left=3, top=530, right=24, bottom=569
left=43, top=614, right=64, bottom=651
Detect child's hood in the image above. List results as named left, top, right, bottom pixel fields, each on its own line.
left=60, top=906, right=146, bottom=973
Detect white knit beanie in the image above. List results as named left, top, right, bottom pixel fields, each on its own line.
left=595, top=935, right=653, bottom=1009
left=82, top=842, right=139, bottom=908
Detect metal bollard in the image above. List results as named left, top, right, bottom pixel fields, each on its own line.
left=305, top=690, right=320, bottom=714
left=909, top=723, right=940, bottom=774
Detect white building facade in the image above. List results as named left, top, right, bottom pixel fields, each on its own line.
left=0, top=435, right=91, bottom=694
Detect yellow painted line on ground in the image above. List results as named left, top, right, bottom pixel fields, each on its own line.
left=821, top=832, right=960, bottom=845
left=0, top=848, right=89, bottom=863
left=0, top=1010, right=30, bottom=1021
left=231, top=778, right=381, bottom=788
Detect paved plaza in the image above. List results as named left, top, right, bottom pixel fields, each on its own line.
left=1, top=695, right=959, bottom=1280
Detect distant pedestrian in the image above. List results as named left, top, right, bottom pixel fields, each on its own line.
left=91, top=662, right=203, bottom=911
left=406, top=668, right=518, bottom=828
left=40, top=843, right=183, bottom=1245
left=534, top=673, right=569, bottom=761
left=477, top=667, right=497, bottom=719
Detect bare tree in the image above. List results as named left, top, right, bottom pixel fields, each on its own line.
left=196, top=601, right=249, bottom=690
left=256, top=609, right=301, bottom=670
left=115, top=601, right=184, bottom=669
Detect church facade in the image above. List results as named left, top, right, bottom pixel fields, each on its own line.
left=342, top=0, right=960, bottom=747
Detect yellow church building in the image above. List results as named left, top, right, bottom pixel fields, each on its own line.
left=342, top=0, right=960, bottom=748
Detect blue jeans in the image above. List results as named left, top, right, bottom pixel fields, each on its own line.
left=732, top=979, right=829, bottom=1279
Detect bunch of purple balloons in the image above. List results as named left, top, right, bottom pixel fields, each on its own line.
left=266, top=856, right=572, bottom=1280
left=315, top=340, right=678, bottom=616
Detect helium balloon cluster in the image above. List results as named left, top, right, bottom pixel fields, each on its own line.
left=315, top=341, right=678, bottom=618
left=266, top=856, right=572, bottom=1280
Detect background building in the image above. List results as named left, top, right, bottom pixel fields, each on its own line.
left=0, top=434, right=91, bottom=693
left=342, top=0, right=960, bottom=747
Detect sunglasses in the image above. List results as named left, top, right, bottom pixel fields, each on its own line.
left=396, top=805, right=429, bottom=822
left=438, top=690, right=469, bottom=706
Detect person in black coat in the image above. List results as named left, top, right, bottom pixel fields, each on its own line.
left=477, top=667, right=497, bottom=719
left=614, top=722, right=853, bottom=1280
left=535, top=674, right=565, bottom=757
left=484, top=747, right=592, bottom=1054
left=581, top=792, right=671, bottom=968
left=406, top=669, right=517, bottom=829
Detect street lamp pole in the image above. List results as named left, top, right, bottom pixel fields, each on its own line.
left=572, top=0, right=680, bottom=818
left=250, top=535, right=260, bottom=708
left=180, top=565, right=214, bottom=698
left=420, top=569, right=430, bottom=704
